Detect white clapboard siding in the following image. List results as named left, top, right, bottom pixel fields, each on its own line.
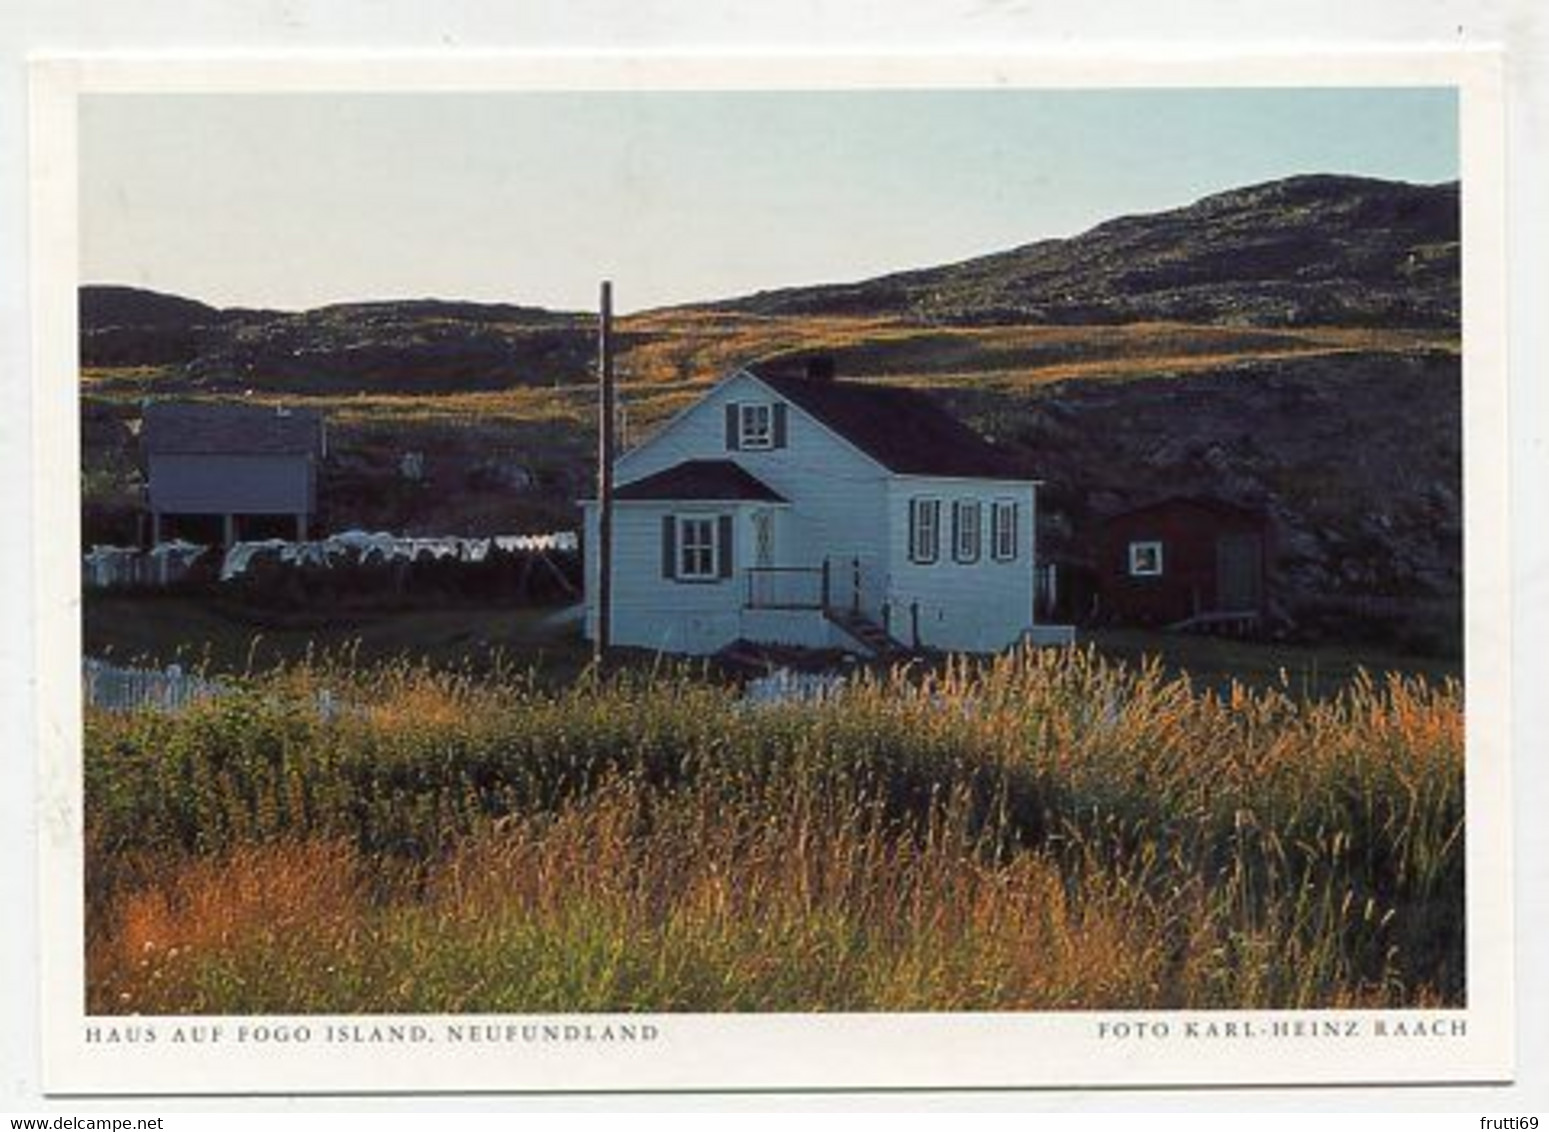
left=884, top=476, right=1038, bottom=652
left=594, top=370, right=895, bottom=651
left=617, top=370, right=890, bottom=586
left=586, top=502, right=746, bottom=654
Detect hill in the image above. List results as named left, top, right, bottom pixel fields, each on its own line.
left=80, top=290, right=591, bottom=393
left=704, top=175, right=1459, bottom=328
left=78, top=174, right=1459, bottom=391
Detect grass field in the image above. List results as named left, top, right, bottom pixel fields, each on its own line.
left=83, top=591, right=1460, bottom=693
left=84, top=645, right=1464, bottom=1014
left=1084, top=629, right=1461, bottom=700
left=79, top=314, right=1461, bottom=542
left=83, top=593, right=593, bottom=680
left=80, top=316, right=1458, bottom=420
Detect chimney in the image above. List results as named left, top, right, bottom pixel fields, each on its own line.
left=804, top=354, right=836, bottom=382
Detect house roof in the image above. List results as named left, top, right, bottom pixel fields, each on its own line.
left=614, top=459, right=787, bottom=503
left=141, top=401, right=325, bottom=457
left=748, top=365, right=1026, bottom=480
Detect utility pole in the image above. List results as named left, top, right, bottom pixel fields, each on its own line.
left=594, top=280, right=616, bottom=661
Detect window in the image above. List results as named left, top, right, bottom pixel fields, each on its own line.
left=726, top=401, right=787, bottom=450
left=679, top=517, right=719, bottom=579
left=662, top=514, right=733, bottom=582
left=991, top=500, right=1018, bottom=561
left=953, top=500, right=982, bottom=563
left=908, top=498, right=941, bottom=563
left=1128, top=540, right=1164, bottom=577
left=739, top=403, right=773, bottom=449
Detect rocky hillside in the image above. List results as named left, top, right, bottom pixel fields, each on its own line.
left=944, top=350, right=1462, bottom=650
left=708, top=175, right=1459, bottom=329
left=81, top=291, right=592, bottom=393
left=80, top=174, right=1459, bottom=390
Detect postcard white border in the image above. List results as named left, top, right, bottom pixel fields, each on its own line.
left=32, top=49, right=1512, bottom=1095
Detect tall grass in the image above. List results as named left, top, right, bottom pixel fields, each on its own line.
left=84, top=646, right=1463, bottom=1013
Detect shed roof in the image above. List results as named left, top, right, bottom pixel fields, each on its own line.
left=1101, top=495, right=1268, bottom=524
left=140, top=401, right=325, bottom=457
left=614, top=459, right=787, bottom=503
left=748, top=365, right=1026, bottom=480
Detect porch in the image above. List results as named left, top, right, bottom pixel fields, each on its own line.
left=743, top=560, right=911, bottom=654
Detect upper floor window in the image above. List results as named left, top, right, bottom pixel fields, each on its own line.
left=740, top=404, right=773, bottom=449
left=991, top=500, right=1018, bottom=561
left=952, top=500, right=982, bottom=564
left=1128, top=540, right=1164, bottom=577
left=908, top=498, right=941, bottom=564
left=726, top=401, right=787, bottom=451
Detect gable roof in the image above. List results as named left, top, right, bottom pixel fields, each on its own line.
left=1100, top=495, right=1268, bottom=524
left=141, top=401, right=325, bottom=457
left=614, top=459, right=787, bottom=503
left=747, top=365, right=1025, bottom=480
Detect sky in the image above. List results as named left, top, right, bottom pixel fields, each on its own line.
left=79, top=88, right=1458, bottom=314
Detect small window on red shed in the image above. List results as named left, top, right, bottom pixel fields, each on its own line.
left=1128, top=540, right=1164, bottom=577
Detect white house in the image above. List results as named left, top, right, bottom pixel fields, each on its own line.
left=583, top=360, right=1062, bottom=656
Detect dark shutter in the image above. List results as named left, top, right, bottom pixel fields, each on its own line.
left=717, top=514, right=734, bottom=579
left=908, top=501, right=919, bottom=563
left=772, top=402, right=788, bottom=449
left=725, top=403, right=740, bottom=450
left=661, top=515, right=677, bottom=579
left=951, top=503, right=962, bottom=562
left=1009, top=503, right=1019, bottom=559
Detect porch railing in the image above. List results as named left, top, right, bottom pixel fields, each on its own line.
left=745, top=557, right=872, bottom=614
left=745, top=564, right=830, bottom=610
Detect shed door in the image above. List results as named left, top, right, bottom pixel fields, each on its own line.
left=1215, top=534, right=1263, bottom=613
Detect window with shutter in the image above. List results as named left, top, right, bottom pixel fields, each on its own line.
left=953, top=500, right=982, bottom=564
left=738, top=403, right=774, bottom=449
left=909, top=498, right=941, bottom=564
left=678, top=517, right=718, bottom=579
left=991, top=500, right=1018, bottom=561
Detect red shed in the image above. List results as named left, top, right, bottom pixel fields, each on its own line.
left=1095, top=497, right=1270, bottom=628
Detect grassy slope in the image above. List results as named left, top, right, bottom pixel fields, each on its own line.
left=84, top=591, right=1457, bottom=700
left=83, top=594, right=592, bottom=680
left=85, top=648, right=1464, bottom=1012
left=81, top=315, right=1457, bottom=534
left=81, top=315, right=1458, bottom=412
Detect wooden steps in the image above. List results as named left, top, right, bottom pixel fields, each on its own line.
left=1165, top=610, right=1262, bottom=635
left=825, top=608, right=907, bottom=657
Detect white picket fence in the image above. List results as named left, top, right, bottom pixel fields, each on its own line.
left=82, top=658, right=347, bottom=719
left=743, top=668, right=847, bottom=706
left=82, top=659, right=226, bottom=713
